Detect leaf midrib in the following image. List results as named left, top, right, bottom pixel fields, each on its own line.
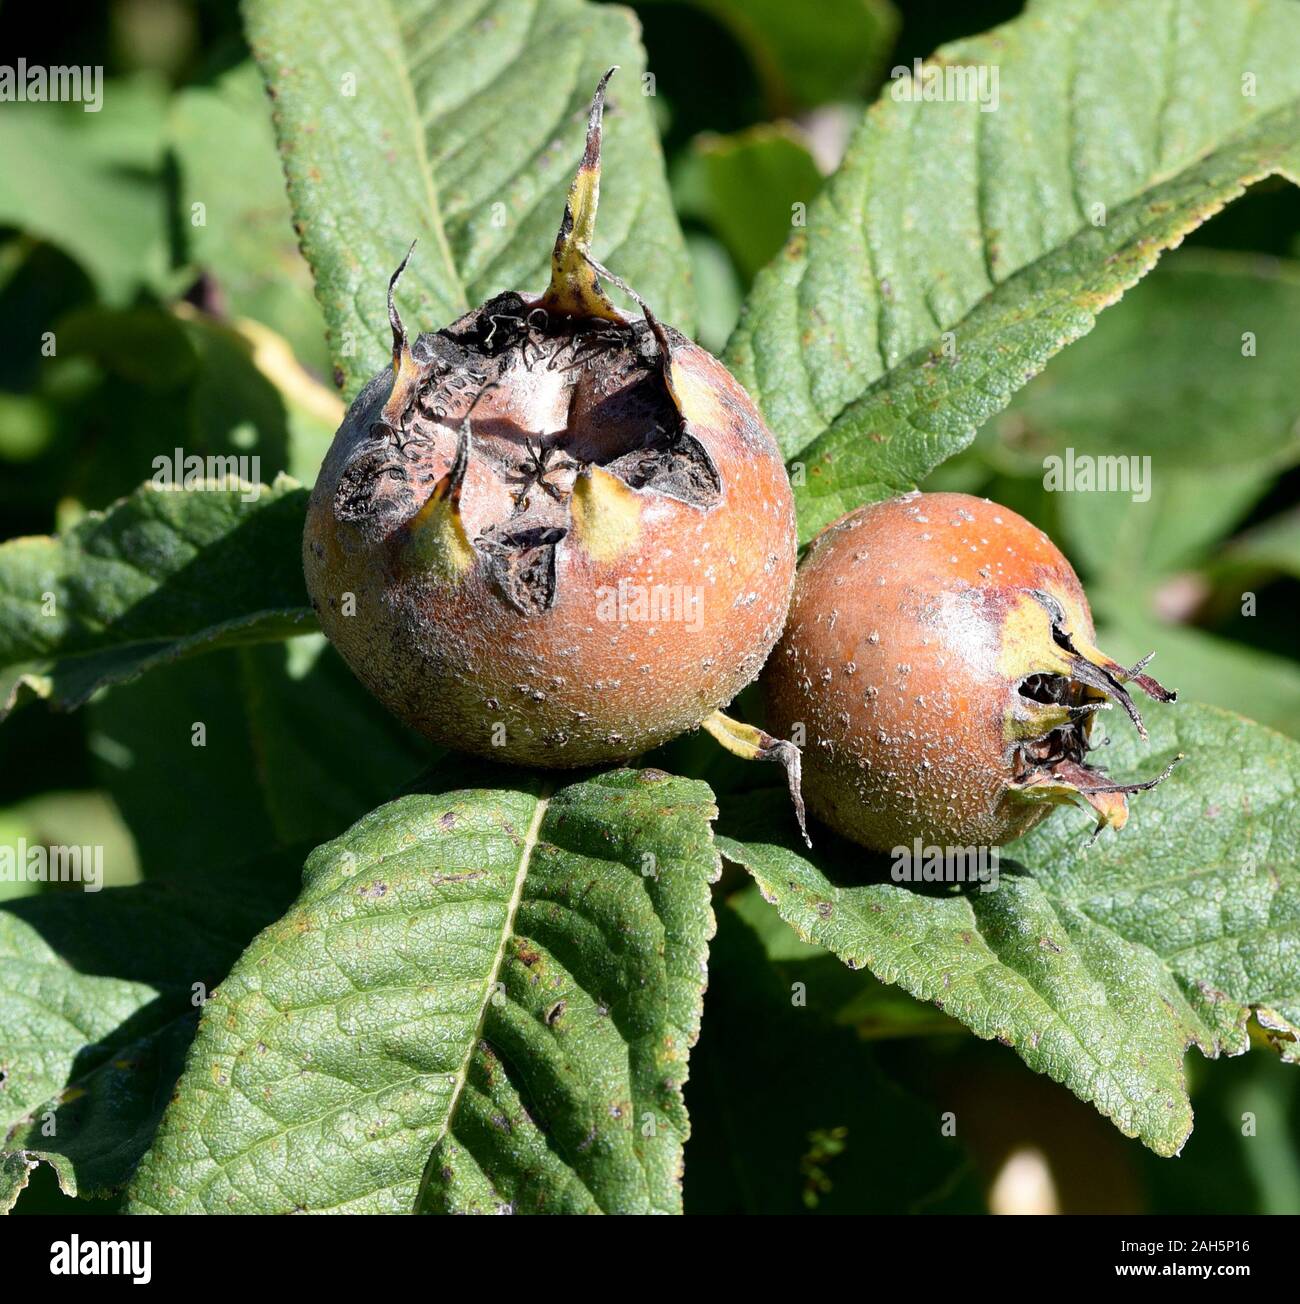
left=789, top=142, right=1290, bottom=498
left=413, top=778, right=554, bottom=1210
left=377, top=0, right=464, bottom=312
left=128, top=786, right=556, bottom=1213
left=15, top=608, right=314, bottom=662
left=761, top=90, right=1300, bottom=468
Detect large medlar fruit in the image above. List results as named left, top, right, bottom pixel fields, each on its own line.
left=762, top=492, right=1182, bottom=851
left=304, top=71, right=796, bottom=767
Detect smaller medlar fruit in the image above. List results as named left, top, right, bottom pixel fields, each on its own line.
left=305, top=71, right=800, bottom=776
left=762, top=492, right=1182, bottom=851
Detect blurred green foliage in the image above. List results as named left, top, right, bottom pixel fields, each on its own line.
left=1, top=0, right=1296, bottom=1215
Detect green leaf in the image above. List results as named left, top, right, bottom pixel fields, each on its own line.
left=0, top=238, right=95, bottom=397
left=126, top=767, right=718, bottom=1214
left=57, top=305, right=198, bottom=390
left=729, top=883, right=965, bottom=1039
left=171, top=62, right=333, bottom=376
left=1221, top=507, right=1300, bottom=582
left=655, top=0, right=899, bottom=113
left=51, top=307, right=285, bottom=509
left=2, top=1153, right=37, bottom=1213
left=683, top=231, right=743, bottom=354
left=181, top=312, right=331, bottom=486
left=0, top=478, right=313, bottom=719
left=722, top=0, right=1300, bottom=543
left=1137, top=1051, right=1300, bottom=1212
left=90, top=634, right=427, bottom=880
left=55, top=303, right=342, bottom=496
left=673, top=123, right=824, bottom=281
left=718, top=702, right=1300, bottom=1156
left=0, top=78, right=172, bottom=302
left=684, top=903, right=976, bottom=1212
left=0, top=789, right=140, bottom=905
left=245, top=0, right=694, bottom=394
left=0, top=856, right=302, bottom=1199
left=997, top=252, right=1300, bottom=583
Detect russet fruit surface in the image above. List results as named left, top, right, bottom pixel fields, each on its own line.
left=303, top=71, right=795, bottom=767
left=762, top=492, right=1178, bottom=850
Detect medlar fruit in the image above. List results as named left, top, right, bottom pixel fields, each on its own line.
left=762, top=492, right=1182, bottom=851
left=304, top=71, right=797, bottom=768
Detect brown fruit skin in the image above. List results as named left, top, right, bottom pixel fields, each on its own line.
left=762, top=492, right=1097, bottom=850
left=304, top=320, right=796, bottom=767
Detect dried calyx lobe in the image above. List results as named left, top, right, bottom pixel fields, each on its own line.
left=333, top=288, right=721, bottom=612
left=1013, top=589, right=1181, bottom=833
